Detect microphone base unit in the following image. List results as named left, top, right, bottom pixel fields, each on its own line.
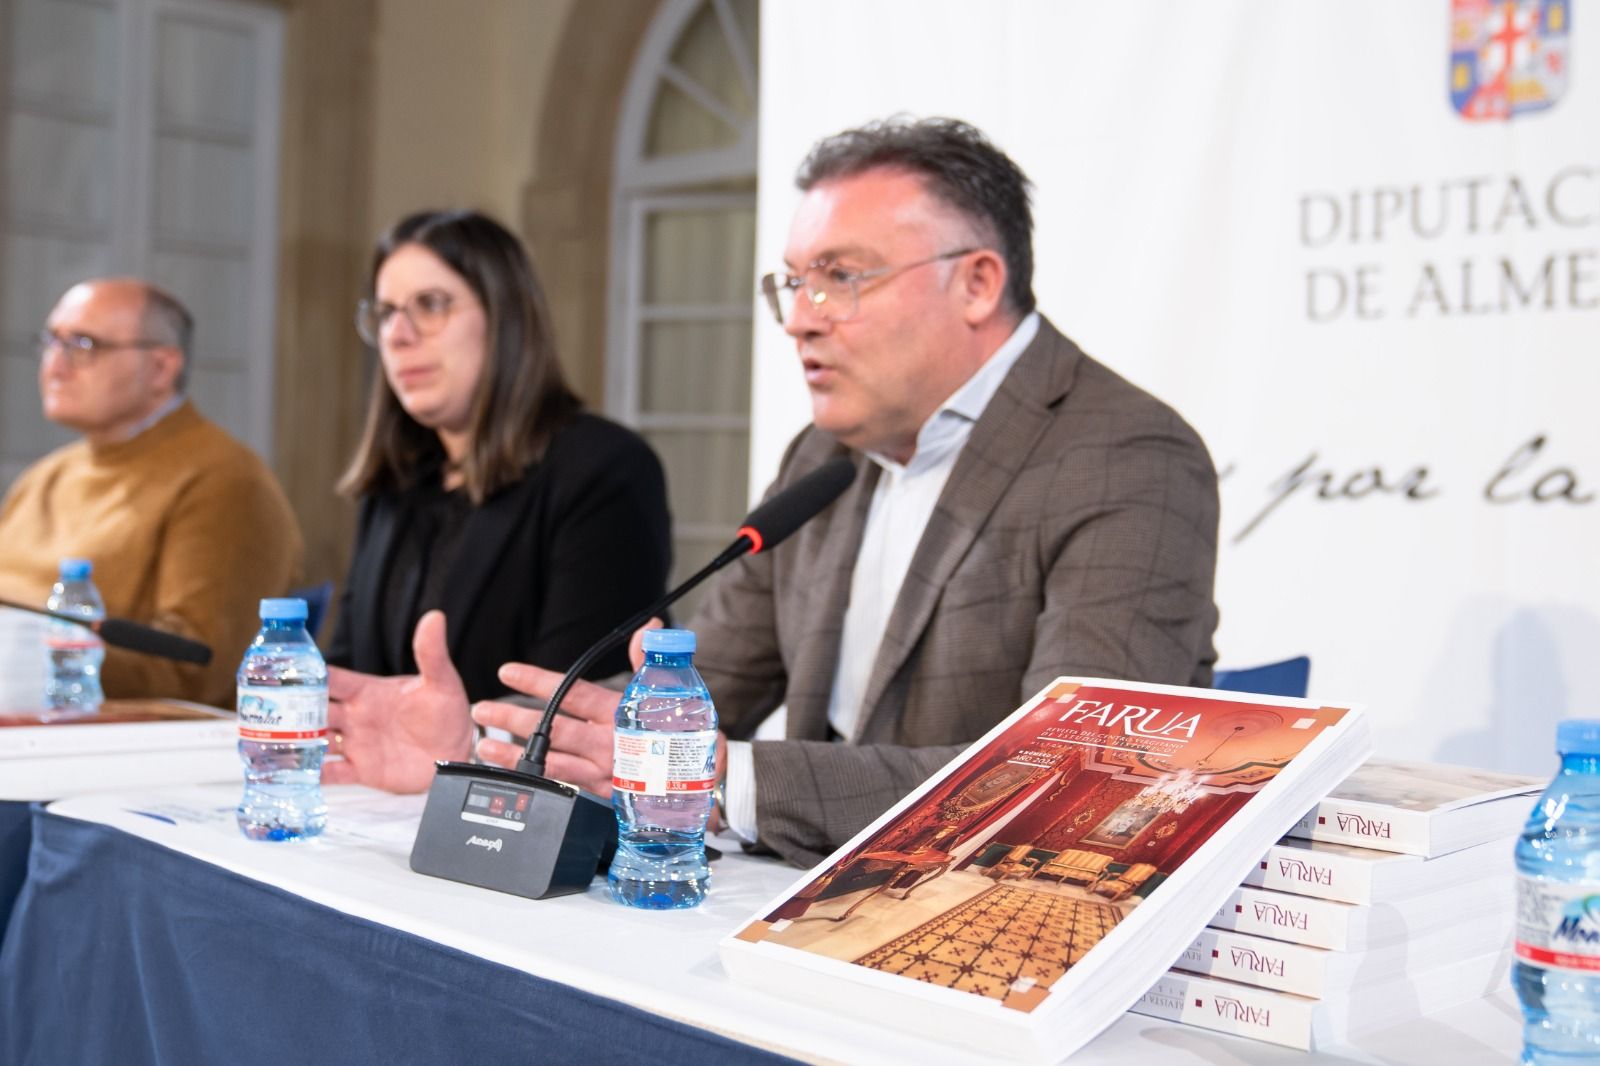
left=408, top=761, right=617, bottom=900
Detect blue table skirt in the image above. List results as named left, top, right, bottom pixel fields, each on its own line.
left=0, top=801, right=32, bottom=950
left=0, top=811, right=799, bottom=1066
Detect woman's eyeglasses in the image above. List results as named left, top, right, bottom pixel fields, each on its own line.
left=355, top=289, right=459, bottom=346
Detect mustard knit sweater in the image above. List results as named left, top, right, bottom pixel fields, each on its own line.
left=0, top=402, right=304, bottom=707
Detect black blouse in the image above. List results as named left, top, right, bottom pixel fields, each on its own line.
left=325, top=413, right=673, bottom=701
left=377, top=475, right=473, bottom=673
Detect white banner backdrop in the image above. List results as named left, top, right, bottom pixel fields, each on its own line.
left=752, top=0, right=1599, bottom=774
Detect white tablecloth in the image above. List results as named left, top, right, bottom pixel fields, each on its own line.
left=43, top=783, right=1523, bottom=1065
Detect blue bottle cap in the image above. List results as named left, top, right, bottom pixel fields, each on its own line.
left=641, top=628, right=695, bottom=654
left=259, top=597, right=308, bottom=622
left=1558, top=720, right=1600, bottom=756
left=58, top=558, right=92, bottom=580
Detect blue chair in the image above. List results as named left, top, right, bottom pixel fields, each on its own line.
left=1212, top=655, right=1310, bottom=699
left=288, top=581, right=334, bottom=641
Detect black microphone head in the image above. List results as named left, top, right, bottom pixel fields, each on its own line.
left=737, top=455, right=856, bottom=554
left=97, top=617, right=213, bottom=665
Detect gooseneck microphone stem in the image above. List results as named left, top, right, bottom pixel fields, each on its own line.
left=518, top=536, right=752, bottom=778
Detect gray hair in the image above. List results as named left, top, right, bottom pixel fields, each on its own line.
left=138, top=284, right=194, bottom=394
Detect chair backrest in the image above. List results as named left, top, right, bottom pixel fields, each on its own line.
left=1046, top=849, right=1110, bottom=873
left=288, top=581, right=335, bottom=642
left=970, top=842, right=1015, bottom=868
left=1212, top=655, right=1311, bottom=699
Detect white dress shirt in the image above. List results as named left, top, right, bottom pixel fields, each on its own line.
left=722, top=312, right=1040, bottom=841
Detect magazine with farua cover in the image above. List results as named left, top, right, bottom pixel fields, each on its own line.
left=720, top=677, right=1370, bottom=1063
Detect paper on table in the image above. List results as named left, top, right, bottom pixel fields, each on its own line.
left=323, top=790, right=428, bottom=847
left=112, top=788, right=427, bottom=849
left=0, top=607, right=48, bottom=711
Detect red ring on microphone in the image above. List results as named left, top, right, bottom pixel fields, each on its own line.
left=736, top=525, right=764, bottom=554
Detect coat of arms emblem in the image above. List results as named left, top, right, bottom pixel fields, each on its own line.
left=1450, top=0, right=1570, bottom=119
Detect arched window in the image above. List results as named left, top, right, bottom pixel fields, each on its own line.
left=608, top=0, right=757, bottom=618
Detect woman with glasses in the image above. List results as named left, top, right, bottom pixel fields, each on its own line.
left=325, top=209, right=670, bottom=700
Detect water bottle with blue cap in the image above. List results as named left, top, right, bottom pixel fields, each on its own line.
left=608, top=627, right=717, bottom=908
left=236, top=597, right=328, bottom=841
left=45, top=557, right=105, bottom=712
left=1516, top=718, right=1600, bottom=1063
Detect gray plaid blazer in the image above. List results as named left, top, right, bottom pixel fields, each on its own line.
left=690, top=318, right=1219, bottom=866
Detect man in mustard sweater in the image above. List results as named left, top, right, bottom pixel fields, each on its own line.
left=0, top=278, right=304, bottom=708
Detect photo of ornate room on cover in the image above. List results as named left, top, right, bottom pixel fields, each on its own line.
left=737, top=682, right=1346, bottom=1012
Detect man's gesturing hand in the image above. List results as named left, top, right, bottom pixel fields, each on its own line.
left=471, top=621, right=664, bottom=795
left=472, top=664, right=623, bottom=796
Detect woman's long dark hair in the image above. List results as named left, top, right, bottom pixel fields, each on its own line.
left=338, top=209, right=581, bottom=505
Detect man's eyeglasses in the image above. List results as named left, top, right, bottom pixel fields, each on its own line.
left=36, top=330, right=168, bottom=366
left=355, top=289, right=459, bottom=346
left=758, top=248, right=976, bottom=326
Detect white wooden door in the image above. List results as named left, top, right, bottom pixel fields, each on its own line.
left=0, top=0, right=282, bottom=490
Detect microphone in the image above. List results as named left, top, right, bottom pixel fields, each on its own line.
left=0, top=597, right=213, bottom=665
left=407, top=454, right=856, bottom=900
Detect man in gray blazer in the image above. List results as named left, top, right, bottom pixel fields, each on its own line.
left=328, top=117, right=1218, bottom=868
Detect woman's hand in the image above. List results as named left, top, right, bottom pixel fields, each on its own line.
left=324, top=610, right=472, bottom=793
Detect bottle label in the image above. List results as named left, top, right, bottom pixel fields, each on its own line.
left=1516, top=874, right=1600, bottom=972
left=237, top=685, right=327, bottom=741
left=45, top=620, right=102, bottom=651
left=612, top=728, right=717, bottom=796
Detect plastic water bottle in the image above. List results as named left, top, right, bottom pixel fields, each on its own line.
left=1515, top=719, right=1600, bottom=1064
left=236, top=597, right=328, bottom=841
left=608, top=628, right=718, bottom=908
left=44, top=557, right=105, bottom=713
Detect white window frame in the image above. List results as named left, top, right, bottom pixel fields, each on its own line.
left=616, top=189, right=755, bottom=545
left=607, top=0, right=759, bottom=555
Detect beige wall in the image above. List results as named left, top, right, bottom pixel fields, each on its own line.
left=273, top=0, right=380, bottom=593
left=275, top=0, right=655, bottom=591
left=362, top=0, right=653, bottom=407
left=367, top=0, right=574, bottom=236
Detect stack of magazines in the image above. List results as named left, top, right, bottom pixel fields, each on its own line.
left=1131, top=757, right=1545, bottom=1049
left=722, top=677, right=1372, bottom=1062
